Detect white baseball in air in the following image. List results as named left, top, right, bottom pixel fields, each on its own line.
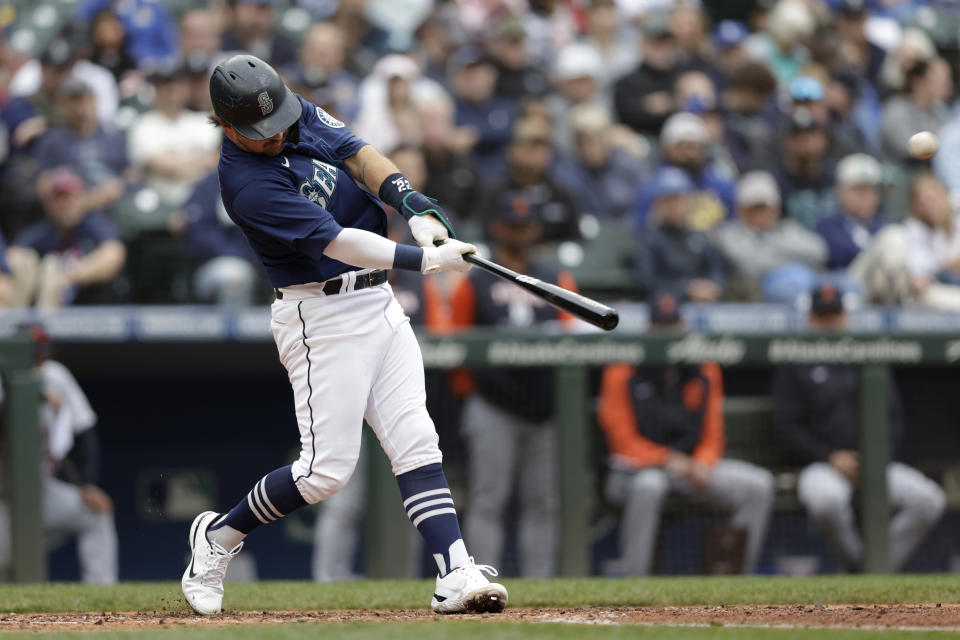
left=908, top=131, right=939, bottom=160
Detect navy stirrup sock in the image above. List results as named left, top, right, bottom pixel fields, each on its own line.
left=397, top=463, right=469, bottom=576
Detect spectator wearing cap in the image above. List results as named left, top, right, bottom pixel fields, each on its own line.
left=772, top=284, right=945, bottom=572
left=554, top=103, right=646, bottom=221
left=832, top=0, right=885, bottom=88
left=713, top=171, right=827, bottom=302
left=287, top=23, right=360, bottom=123
left=220, top=0, right=297, bottom=70
left=674, top=72, right=737, bottom=177
left=451, top=193, right=578, bottom=578
left=78, top=0, right=178, bottom=69
left=880, top=59, right=948, bottom=164
left=614, top=11, right=684, bottom=137
left=451, top=46, right=518, bottom=183
left=826, top=71, right=880, bottom=159
left=721, top=61, right=780, bottom=173
left=483, top=116, right=581, bottom=241
left=597, top=294, right=773, bottom=576
left=182, top=169, right=260, bottom=307
left=744, top=0, right=814, bottom=89
left=487, top=16, right=550, bottom=101
left=773, top=107, right=837, bottom=229
left=582, top=0, right=637, bottom=89
left=711, top=20, right=751, bottom=84
left=635, top=166, right=726, bottom=302
left=128, top=64, right=220, bottom=211
left=547, top=43, right=610, bottom=156
left=413, top=89, right=480, bottom=221
left=33, top=77, right=130, bottom=219
left=413, top=4, right=466, bottom=85
left=6, top=168, right=126, bottom=308
left=815, top=154, right=888, bottom=271
left=635, top=112, right=737, bottom=232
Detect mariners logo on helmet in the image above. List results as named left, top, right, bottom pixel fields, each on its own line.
left=258, top=91, right=274, bottom=116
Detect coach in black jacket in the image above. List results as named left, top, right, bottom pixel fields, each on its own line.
left=771, top=284, right=945, bottom=571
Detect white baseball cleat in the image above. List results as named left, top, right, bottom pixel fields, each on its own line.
left=181, top=511, right=242, bottom=615
left=430, top=558, right=508, bottom=614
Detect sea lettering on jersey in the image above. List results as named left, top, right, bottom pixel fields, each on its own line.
left=299, top=158, right=340, bottom=208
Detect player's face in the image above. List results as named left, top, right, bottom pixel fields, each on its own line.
left=225, top=125, right=288, bottom=156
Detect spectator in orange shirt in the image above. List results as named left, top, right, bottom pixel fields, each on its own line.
left=597, top=294, right=773, bottom=575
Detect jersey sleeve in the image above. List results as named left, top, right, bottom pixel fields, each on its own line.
left=295, top=96, right=368, bottom=164
left=83, top=213, right=120, bottom=244
left=230, top=171, right=344, bottom=254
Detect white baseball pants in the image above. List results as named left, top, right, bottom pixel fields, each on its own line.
left=797, top=461, right=946, bottom=570
left=270, top=282, right=443, bottom=505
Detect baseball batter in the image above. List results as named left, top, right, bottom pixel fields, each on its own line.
left=181, top=54, right=507, bottom=615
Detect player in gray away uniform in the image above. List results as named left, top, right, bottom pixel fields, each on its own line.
left=181, top=55, right=506, bottom=615
left=0, top=324, right=117, bottom=583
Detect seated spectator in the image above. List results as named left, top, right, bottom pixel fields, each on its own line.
left=581, top=0, right=636, bottom=91
left=128, top=65, right=220, bottom=211
left=598, top=294, right=774, bottom=576
left=78, top=0, right=178, bottom=69
left=772, top=285, right=945, bottom=571
left=614, top=12, right=682, bottom=137
left=451, top=46, right=517, bottom=182
left=451, top=198, right=578, bottom=577
left=0, top=232, right=11, bottom=306
left=287, top=22, right=359, bottom=123
left=88, top=9, right=137, bottom=83
left=832, top=0, right=885, bottom=89
left=220, top=0, right=297, bottom=69
left=743, top=0, right=814, bottom=89
left=714, top=171, right=827, bottom=303
left=488, top=16, right=549, bottom=101
left=774, top=107, right=836, bottom=229
left=547, top=43, right=609, bottom=156
left=881, top=59, right=947, bottom=164
left=7, top=169, right=126, bottom=308
left=849, top=173, right=960, bottom=308
left=182, top=169, right=260, bottom=307
left=635, top=167, right=726, bottom=302
left=483, top=116, right=581, bottom=242
left=554, top=104, right=645, bottom=221
left=816, top=154, right=887, bottom=270
left=414, top=90, right=479, bottom=221
left=721, top=61, right=779, bottom=173
left=33, top=77, right=130, bottom=218
left=710, top=21, right=751, bottom=85
left=635, top=112, right=736, bottom=231
left=670, top=3, right=712, bottom=73
left=179, top=8, right=223, bottom=58
left=353, top=54, right=428, bottom=153
left=0, top=323, right=117, bottom=584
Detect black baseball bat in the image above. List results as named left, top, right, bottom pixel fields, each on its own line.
left=462, top=252, right=619, bottom=331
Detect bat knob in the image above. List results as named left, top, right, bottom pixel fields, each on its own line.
left=601, top=310, right=619, bottom=331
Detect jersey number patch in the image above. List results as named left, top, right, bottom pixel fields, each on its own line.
left=299, top=159, right=339, bottom=208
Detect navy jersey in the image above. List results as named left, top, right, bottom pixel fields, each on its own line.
left=14, top=213, right=118, bottom=258
left=218, top=95, right=387, bottom=288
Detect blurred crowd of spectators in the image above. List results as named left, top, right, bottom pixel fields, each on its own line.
left=2, top=0, right=960, bottom=310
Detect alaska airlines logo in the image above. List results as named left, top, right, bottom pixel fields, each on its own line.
left=299, top=158, right=339, bottom=208
left=258, top=91, right=274, bottom=115
left=315, top=106, right=344, bottom=128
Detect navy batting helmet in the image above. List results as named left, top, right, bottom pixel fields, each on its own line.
left=209, top=54, right=302, bottom=140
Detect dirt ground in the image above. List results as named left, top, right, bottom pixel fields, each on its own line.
left=1, top=604, right=959, bottom=632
